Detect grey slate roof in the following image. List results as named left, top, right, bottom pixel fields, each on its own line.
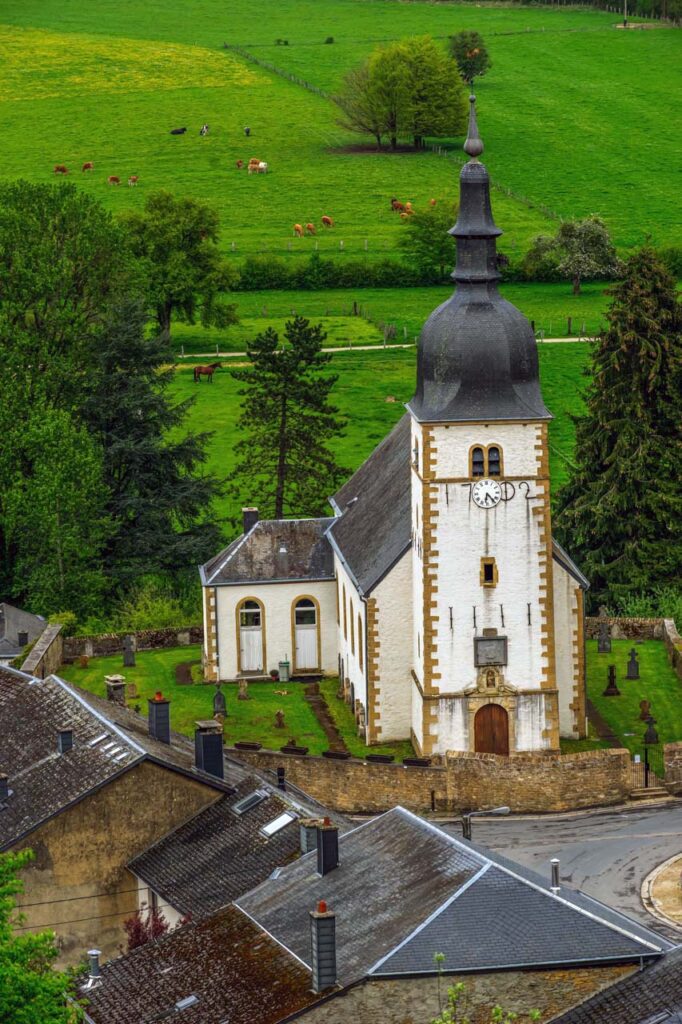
left=129, top=778, right=347, bottom=918
left=237, top=808, right=670, bottom=988
left=0, top=667, right=244, bottom=850
left=0, top=603, right=46, bottom=658
left=80, top=903, right=321, bottom=1024
left=550, top=944, right=682, bottom=1024
left=328, top=414, right=411, bottom=595
left=201, top=518, right=334, bottom=586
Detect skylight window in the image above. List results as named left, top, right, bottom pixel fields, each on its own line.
left=88, top=733, right=109, bottom=747
left=231, top=791, right=268, bottom=816
left=260, top=811, right=297, bottom=837
left=175, top=995, right=199, bottom=1012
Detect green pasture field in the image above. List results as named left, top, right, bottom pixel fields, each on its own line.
left=173, top=315, right=384, bottom=354
left=171, top=342, right=589, bottom=532
left=2, top=0, right=678, bottom=261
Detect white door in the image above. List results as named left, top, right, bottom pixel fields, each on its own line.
left=294, top=599, right=318, bottom=670
left=239, top=601, right=263, bottom=672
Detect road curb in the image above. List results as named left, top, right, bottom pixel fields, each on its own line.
left=641, top=853, right=682, bottom=934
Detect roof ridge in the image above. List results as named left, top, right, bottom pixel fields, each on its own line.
left=49, top=675, right=147, bottom=757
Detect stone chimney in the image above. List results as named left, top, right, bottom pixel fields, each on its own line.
left=58, top=728, right=73, bottom=754
left=316, top=818, right=339, bottom=877
left=194, top=721, right=224, bottom=779
left=242, top=507, right=259, bottom=534
left=300, top=818, right=323, bottom=855
left=105, top=675, right=126, bottom=706
left=148, top=692, right=171, bottom=744
left=310, top=901, right=337, bottom=993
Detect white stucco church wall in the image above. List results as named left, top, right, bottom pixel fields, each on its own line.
left=371, top=552, right=413, bottom=743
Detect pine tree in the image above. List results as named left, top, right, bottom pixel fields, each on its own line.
left=555, top=247, right=682, bottom=608
left=229, top=317, right=348, bottom=521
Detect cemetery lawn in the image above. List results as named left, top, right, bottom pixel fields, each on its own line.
left=58, top=648, right=412, bottom=758
left=586, top=640, right=682, bottom=758
left=319, top=678, right=414, bottom=761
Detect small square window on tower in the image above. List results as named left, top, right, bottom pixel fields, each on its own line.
left=480, top=557, right=498, bottom=588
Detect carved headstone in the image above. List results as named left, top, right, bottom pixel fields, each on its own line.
left=597, top=620, right=612, bottom=654
left=356, top=703, right=366, bottom=738
left=626, top=648, right=640, bottom=680
left=122, top=634, right=136, bottom=668
left=602, top=665, right=620, bottom=697
left=213, top=683, right=227, bottom=718
left=238, top=679, right=250, bottom=701
left=275, top=709, right=285, bottom=729
left=639, top=699, right=651, bottom=721
left=644, top=715, right=659, bottom=746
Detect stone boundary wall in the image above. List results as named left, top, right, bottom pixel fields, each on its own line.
left=586, top=616, right=682, bottom=682
left=664, top=742, right=682, bottom=793
left=21, top=624, right=64, bottom=679
left=227, top=746, right=630, bottom=815
left=62, top=625, right=203, bottom=662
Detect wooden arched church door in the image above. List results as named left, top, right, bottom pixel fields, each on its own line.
left=474, top=704, right=509, bottom=756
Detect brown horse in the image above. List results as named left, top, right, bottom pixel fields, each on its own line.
left=193, top=361, right=221, bottom=383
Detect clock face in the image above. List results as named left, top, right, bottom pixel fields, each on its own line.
left=472, top=479, right=502, bottom=509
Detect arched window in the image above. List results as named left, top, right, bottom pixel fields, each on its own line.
left=342, top=585, right=347, bottom=640
left=236, top=598, right=265, bottom=674
left=471, top=446, right=485, bottom=477
left=336, top=578, right=340, bottom=625
left=292, top=597, right=319, bottom=672
left=488, top=446, right=501, bottom=477
left=350, top=600, right=355, bottom=655
left=358, top=614, right=363, bottom=671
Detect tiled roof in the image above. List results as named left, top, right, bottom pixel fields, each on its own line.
left=80, top=903, right=321, bottom=1024
left=549, top=944, right=682, bottom=1024
left=129, top=779, right=340, bottom=918
left=328, top=414, right=412, bottom=595
left=0, top=603, right=46, bottom=656
left=0, top=668, right=243, bottom=850
left=201, top=518, right=335, bottom=586
left=237, top=808, right=670, bottom=987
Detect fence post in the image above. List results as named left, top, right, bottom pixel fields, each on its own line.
left=567, top=316, right=572, bottom=335
left=644, top=747, right=650, bottom=788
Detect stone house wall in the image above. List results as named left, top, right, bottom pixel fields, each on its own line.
left=228, top=745, right=630, bottom=815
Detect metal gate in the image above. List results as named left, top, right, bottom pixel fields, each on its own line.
left=630, top=746, right=664, bottom=790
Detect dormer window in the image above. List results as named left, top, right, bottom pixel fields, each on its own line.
left=470, top=444, right=504, bottom=478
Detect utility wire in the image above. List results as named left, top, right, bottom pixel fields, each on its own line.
left=13, top=901, right=182, bottom=933
left=18, top=886, right=146, bottom=909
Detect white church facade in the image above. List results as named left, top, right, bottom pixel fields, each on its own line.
left=200, top=99, right=588, bottom=758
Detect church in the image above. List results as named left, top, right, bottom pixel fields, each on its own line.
left=200, top=98, right=589, bottom=758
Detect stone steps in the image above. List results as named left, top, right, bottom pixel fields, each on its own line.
left=630, top=786, right=670, bottom=800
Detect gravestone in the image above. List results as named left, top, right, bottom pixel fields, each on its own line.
left=639, top=699, right=651, bottom=721
left=275, top=710, right=285, bottom=729
left=238, top=679, right=250, bottom=701
left=597, top=620, right=612, bottom=654
left=626, top=648, right=640, bottom=680
left=122, top=634, right=136, bottom=668
left=213, top=683, right=227, bottom=718
left=602, top=665, right=620, bottom=697
left=644, top=715, right=659, bottom=746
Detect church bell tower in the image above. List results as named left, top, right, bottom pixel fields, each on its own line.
left=408, top=97, right=560, bottom=758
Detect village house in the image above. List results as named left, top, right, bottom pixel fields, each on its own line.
left=200, top=98, right=589, bottom=758
left=79, top=807, right=671, bottom=1024
left=0, top=602, right=46, bottom=666
left=0, top=665, right=342, bottom=963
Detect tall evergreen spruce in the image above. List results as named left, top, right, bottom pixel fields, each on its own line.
left=230, top=317, right=348, bottom=520
left=81, top=299, right=223, bottom=587
left=555, top=247, right=682, bottom=608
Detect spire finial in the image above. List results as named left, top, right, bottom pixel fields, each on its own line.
left=463, top=94, right=484, bottom=160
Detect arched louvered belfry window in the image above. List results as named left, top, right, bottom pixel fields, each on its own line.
left=471, top=447, right=485, bottom=477
left=488, top=446, right=501, bottom=477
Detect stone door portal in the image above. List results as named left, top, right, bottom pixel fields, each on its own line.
left=474, top=703, right=509, bottom=756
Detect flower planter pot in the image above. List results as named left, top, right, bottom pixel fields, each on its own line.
left=322, top=750, right=351, bottom=760
left=403, top=756, right=432, bottom=768
left=234, top=741, right=262, bottom=751
left=280, top=744, right=309, bottom=755
left=366, top=753, right=394, bottom=764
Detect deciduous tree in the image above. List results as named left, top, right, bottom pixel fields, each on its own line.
left=229, top=317, right=347, bottom=520
left=0, top=850, right=83, bottom=1024
left=448, top=31, right=492, bottom=84
left=121, top=190, right=237, bottom=340
left=524, top=216, right=619, bottom=294
left=397, top=201, right=457, bottom=279
left=555, top=247, right=682, bottom=608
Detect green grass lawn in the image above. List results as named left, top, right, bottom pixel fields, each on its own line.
left=2, top=0, right=679, bottom=263
left=58, top=647, right=414, bottom=757
left=586, top=639, right=682, bottom=758
left=171, top=340, right=589, bottom=531
left=319, top=678, right=414, bottom=760
left=173, top=314, right=384, bottom=354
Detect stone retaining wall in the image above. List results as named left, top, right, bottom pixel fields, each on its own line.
left=21, top=623, right=64, bottom=679
left=227, top=746, right=630, bottom=815
left=664, top=741, right=682, bottom=793
left=62, top=626, right=203, bottom=661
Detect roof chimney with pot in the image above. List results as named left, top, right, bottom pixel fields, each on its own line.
left=550, top=857, right=561, bottom=893
left=316, top=818, right=339, bottom=876
left=194, top=722, right=224, bottom=779
left=310, top=900, right=337, bottom=993
left=148, top=692, right=171, bottom=744
left=17, top=630, right=29, bottom=647
left=242, top=507, right=259, bottom=534
left=0, top=774, right=9, bottom=803
left=83, top=949, right=102, bottom=990
left=300, top=818, right=323, bottom=854
left=58, top=728, right=73, bottom=754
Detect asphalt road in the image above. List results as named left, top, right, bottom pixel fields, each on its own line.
left=441, top=801, right=682, bottom=942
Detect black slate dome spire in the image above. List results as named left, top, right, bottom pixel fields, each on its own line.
left=408, top=96, right=550, bottom=424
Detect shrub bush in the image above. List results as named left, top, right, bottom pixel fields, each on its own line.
left=658, top=246, right=682, bottom=278
left=48, top=610, right=78, bottom=636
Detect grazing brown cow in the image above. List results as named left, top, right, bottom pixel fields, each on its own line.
left=128, top=175, right=139, bottom=186
left=321, top=215, right=334, bottom=228
left=82, top=162, right=94, bottom=173
left=305, top=222, right=316, bottom=235
left=429, top=198, right=437, bottom=206
left=236, top=159, right=244, bottom=169
left=293, top=224, right=304, bottom=237
left=108, top=175, right=120, bottom=185
left=390, top=198, right=406, bottom=213
left=400, top=212, right=409, bottom=220
left=247, top=158, right=261, bottom=175
left=54, top=164, right=68, bottom=175
left=405, top=202, right=413, bottom=212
